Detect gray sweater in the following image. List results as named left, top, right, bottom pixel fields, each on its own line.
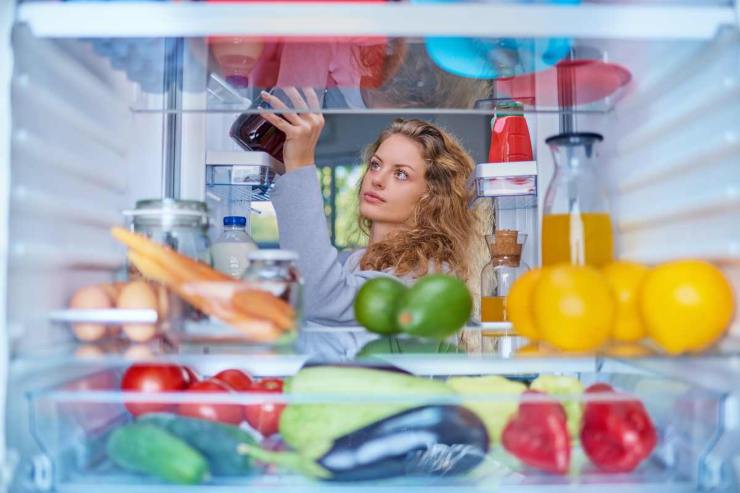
left=272, top=166, right=454, bottom=358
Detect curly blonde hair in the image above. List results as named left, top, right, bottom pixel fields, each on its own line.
left=358, top=119, right=489, bottom=289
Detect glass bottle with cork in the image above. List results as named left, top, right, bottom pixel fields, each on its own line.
left=480, top=229, right=530, bottom=325
left=541, top=132, right=614, bottom=268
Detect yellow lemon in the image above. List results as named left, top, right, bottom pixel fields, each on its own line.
left=640, top=260, right=735, bottom=354
left=507, top=268, right=544, bottom=341
left=533, top=264, right=614, bottom=352
left=602, top=261, right=650, bottom=342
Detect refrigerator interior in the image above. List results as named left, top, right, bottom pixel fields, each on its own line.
left=2, top=1, right=740, bottom=492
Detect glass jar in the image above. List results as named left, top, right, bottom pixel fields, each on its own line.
left=125, top=199, right=211, bottom=265
left=541, top=132, right=614, bottom=268
left=243, top=250, right=302, bottom=315
left=480, top=230, right=530, bottom=323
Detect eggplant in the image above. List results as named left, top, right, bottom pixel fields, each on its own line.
left=319, top=405, right=489, bottom=481
left=241, top=405, right=488, bottom=481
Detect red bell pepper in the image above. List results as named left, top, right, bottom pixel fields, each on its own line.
left=502, top=390, right=571, bottom=474
left=580, top=383, right=657, bottom=473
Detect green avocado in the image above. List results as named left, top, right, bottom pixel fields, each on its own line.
left=356, top=336, right=462, bottom=358
left=354, top=277, right=408, bottom=335
left=397, top=274, right=472, bottom=339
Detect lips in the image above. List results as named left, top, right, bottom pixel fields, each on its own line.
left=363, top=192, right=385, bottom=204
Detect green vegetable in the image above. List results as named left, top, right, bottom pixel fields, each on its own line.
left=281, top=367, right=453, bottom=459
left=530, top=375, right=584, bottom=439
left=106, top=423, right=209, bottom=484
left=138, top=413, right=256, bottom=476
left=446, top=375, right=527, bottom=444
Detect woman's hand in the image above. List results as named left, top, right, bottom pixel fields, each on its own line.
left=259, top=87, right=325, bottom=173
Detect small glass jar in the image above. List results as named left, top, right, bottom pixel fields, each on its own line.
left=480, top=230, right=530, bottom=323
left=243, top=250, right=302, bottom=317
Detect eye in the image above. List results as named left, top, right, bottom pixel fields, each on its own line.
left=369, top=160, right=381, bottom=171
left=395, top=169, right=409, bottom=181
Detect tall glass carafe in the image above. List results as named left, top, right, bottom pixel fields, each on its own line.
left=541, top=132, right=614, bottom=268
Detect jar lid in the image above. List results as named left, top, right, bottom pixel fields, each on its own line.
left=124, top=199, right=209, bottom=227
left=248, top=249, right=298, bottom=262
left=545, top=132, right=603, bottom=146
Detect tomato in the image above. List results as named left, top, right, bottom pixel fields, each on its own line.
left=178, top=379, right=243, bottom=425
left=243, top=378, right=285, bottom=437
left=213, top=369, right=254, bottom=391
left=182, top=366, right=201, bottom=386
left=121, top=363, right=190, bottom=416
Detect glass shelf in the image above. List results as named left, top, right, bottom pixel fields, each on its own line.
left=18, top=33, right=737, bottom=115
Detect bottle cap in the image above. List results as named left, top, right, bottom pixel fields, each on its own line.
left=224, top=216, right=247, bottom=227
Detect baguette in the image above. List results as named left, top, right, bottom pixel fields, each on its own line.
left=129, top=252, right=283, bottom=342
left=112, top=227, right=230, bottom=282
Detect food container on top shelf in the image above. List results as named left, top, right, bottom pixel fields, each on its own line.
left=26, top=357, right=733, bottom=492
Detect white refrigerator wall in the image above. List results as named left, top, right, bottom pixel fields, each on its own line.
left=7, top=30, right=164, bottom=356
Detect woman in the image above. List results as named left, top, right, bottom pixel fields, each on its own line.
left=262, top=87, right=487, bottom=331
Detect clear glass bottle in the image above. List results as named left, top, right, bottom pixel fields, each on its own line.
left=480, top=230, right=530, bottom=323
left=211, top=216, right=258, bottom=279
left=541, top=132, right=614, bottom=268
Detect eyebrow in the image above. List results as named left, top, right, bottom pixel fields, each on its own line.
left=372, top=154, right=416, bottom=173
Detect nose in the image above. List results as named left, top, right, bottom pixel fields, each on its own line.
left=370, top=170, right=386, bottom=189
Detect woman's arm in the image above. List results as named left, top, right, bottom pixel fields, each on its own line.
left=271, top=166, right=395, bottom=325
left=261, top=88, right=397, bottom=326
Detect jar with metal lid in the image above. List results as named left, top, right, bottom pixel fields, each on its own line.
left=124, top=199, right=212, bottom=264
left=243, top=249, right=303, bottom=323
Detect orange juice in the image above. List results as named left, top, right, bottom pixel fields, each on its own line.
left=542, top=212, right=614, bottom=268
left=481, top=296, right=507, bottom=322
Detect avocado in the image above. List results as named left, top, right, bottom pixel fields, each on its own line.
left=354, top=277, right=407, bottom=335
left=397, top=274, right=472, bottom=339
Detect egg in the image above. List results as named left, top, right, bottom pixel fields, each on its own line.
left=117, top=281, right=159, bottom=342
left=124, top=343, right=155, bottom=361
left=69, top=285, right=113, bottom=341
left=100, top=282, right=126, bottom=301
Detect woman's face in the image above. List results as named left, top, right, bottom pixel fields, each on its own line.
left=359, top=133, right=428, bottom=226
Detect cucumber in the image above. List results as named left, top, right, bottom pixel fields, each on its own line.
left=139, top=413, right=256, bottom=476
left=106, top=423, right=209, bottom=484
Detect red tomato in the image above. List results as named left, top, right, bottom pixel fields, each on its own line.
left=178, top=379, right=243, bottom=425
left=243, top=379, right=285, bottom=437
left=182, top=366, right=201, bottom=386
left=121, top=363, right=190, bottom=416
left=213, top=369, right=254, bottom=391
